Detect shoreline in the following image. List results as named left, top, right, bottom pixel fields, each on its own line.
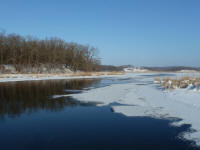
left=1, top=71, right=200, bottom=83
left=0, top=72, right=125, bottom=83
left=0, top=71, right=171, bottom=83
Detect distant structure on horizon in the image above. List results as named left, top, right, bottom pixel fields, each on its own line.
left=123, top=67, right=148, bottom=73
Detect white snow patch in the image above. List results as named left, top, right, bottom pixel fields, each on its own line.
left=51, top=95, right=69, bottom=99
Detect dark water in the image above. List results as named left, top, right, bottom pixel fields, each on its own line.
left=0, top=78, right=199, bottom=150
left=140, top=73, right=176, bottom=77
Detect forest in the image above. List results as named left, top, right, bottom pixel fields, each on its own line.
left=0, top=32, right=100, bottom=72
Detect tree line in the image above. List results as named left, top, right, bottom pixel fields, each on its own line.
left=0, top=32, right=100, bottom=71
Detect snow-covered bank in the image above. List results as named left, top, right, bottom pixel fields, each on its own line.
left=155, top=76, right=200, bottom=91
left=0, top=72, right=124, bottom=83
left=68, top=73, right=200, bottom=146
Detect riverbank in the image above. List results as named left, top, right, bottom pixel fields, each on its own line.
left=0, top=71, right=125, bottom=82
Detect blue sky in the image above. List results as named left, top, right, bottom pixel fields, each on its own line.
left=0, top=0, right=200, bottom=66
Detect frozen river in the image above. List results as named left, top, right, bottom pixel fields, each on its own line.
left=0, top=73, right=199, bottom=150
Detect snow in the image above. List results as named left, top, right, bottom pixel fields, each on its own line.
left=51, top=94, right=68, bottom=99
left=124, top=67, right=149, bottom=73
left=178, top=70, right=199, bottom=73
left=0, top=74, right=122, bottom=83
left=69, top=73, right=200, bottom=145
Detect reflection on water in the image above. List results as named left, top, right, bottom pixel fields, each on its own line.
left=0, top=79, right=100, bottom=119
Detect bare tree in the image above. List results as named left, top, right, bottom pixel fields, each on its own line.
left=0, top=32, right=100, bottom=72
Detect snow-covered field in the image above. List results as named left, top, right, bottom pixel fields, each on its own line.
left=67, top=72, right=200, bottom=146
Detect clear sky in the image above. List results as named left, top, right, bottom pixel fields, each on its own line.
left=0, top=0, right=200, bottom=67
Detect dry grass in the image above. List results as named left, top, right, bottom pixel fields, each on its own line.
left=67, top=71, right=124, bottom=77
left=70, top=72, right=93, bottom=76
left=154, top=76, right=200, bottom=89
left=106, top=71, right=125, bottom=75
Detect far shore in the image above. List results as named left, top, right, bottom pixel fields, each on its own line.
left=0, top=71, right=125, bottom=83
left=1, top=70, right=200, bottom=83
